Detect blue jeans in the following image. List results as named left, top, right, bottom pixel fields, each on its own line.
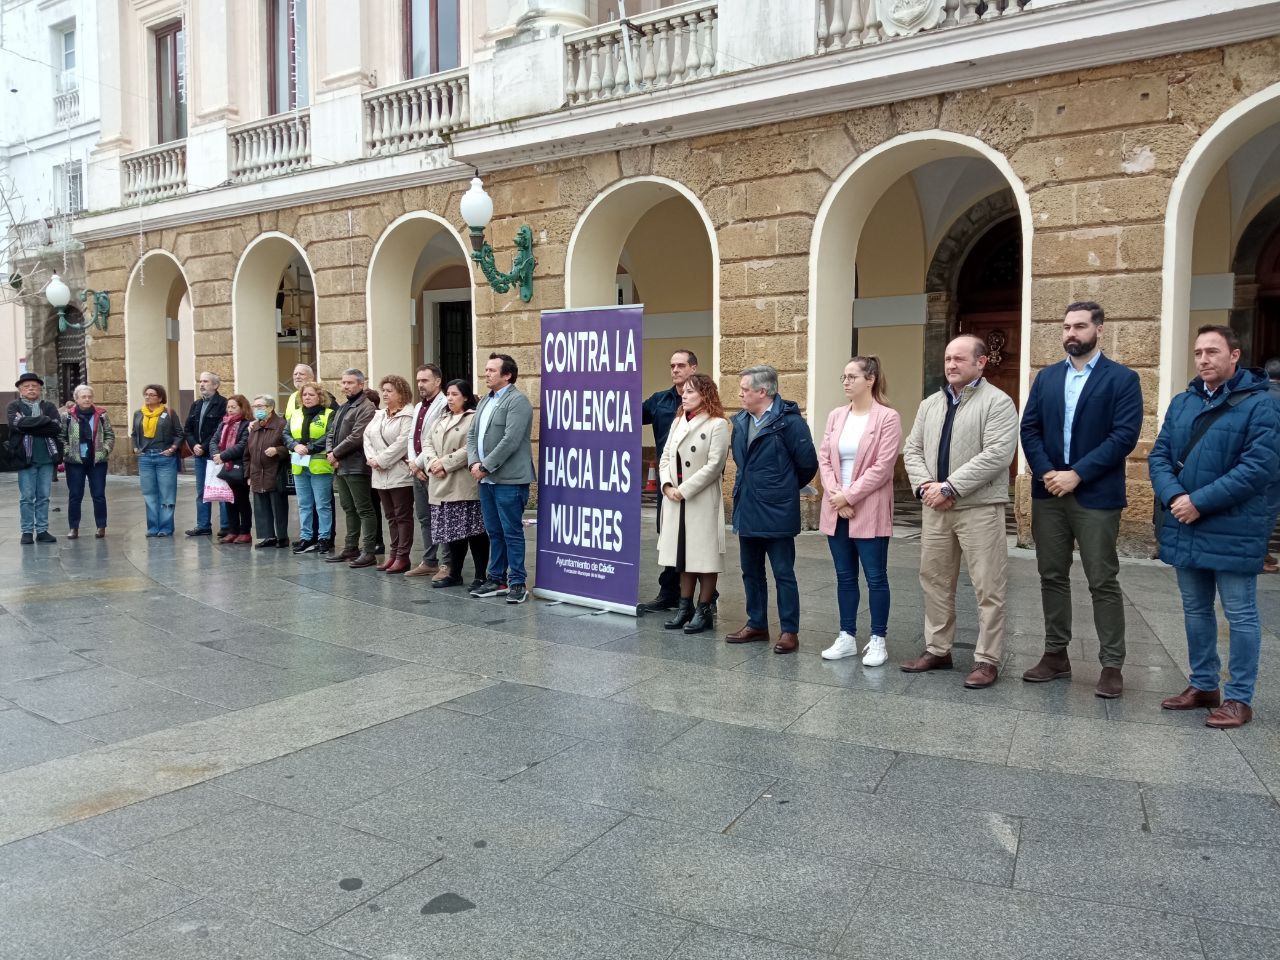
left=740, top=535, right=800, bottom=634
left=1175, top=567, right=1261, bottom=705
left=294, top=472, right=334, bottom=541
left=138, top=450, right=179, bottom=535
left=479, top=482, right=529, bottom=586
left=66, top=461, right=108, bottom=531
left=17, top=464, right=54, bottom=534
left=193, top=455, right=230, bottom=532
left=827, top=524, right=890, bottom=637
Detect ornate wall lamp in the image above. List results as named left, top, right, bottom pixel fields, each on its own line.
left=46, top=273, right=110, bottom=333
left=460, top=176, right=537, bottom=303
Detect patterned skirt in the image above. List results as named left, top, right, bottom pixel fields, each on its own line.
left=430, top=500, right=486, bottom=544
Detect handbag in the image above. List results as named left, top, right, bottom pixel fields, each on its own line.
left=203, top=471, right=235, bottom=503
left=218, top=462, right=245, bottom=483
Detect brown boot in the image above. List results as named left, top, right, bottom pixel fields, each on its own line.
left=1205, top=700, right=1252, bottom=728
left=900, top=650, right=953, bottom=673
left=1022, top=650, right=1072, bottom=683
left=1094, top=667, right=1124, bottom=699
left=1160, top=686, right=1221, bottom=710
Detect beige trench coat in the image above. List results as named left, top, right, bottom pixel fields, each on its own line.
left=657, top=412, right=730, bottom=573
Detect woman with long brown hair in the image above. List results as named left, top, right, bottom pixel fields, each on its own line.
left=210, top=393, right=253, bottom=543
left=364, top=374, right=416, bottom=573
left=657, top=373, right=731, bottom=634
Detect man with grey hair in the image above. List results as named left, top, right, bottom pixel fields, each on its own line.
left=726, top=364, right=818, bottom=654
left=325, top=368, right=378, bottom=567
left=184, top=370, right=228, bottom=537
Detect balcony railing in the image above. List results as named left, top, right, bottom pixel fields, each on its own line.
left=122, top=141, right=187, bottom=204
left=230, top=111, right=312, bottom=183
left=363, top=68, right=470, bottom=158
left=565, top=0, right=718, bottom=107
left=54, top=87, right=79, bottom=126
left=817, top=0, right=1027, bottom=51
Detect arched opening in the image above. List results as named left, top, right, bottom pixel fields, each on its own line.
left=566, top=176, right=719, bottom=454
left=1161, top=82, right=1280, bottom=410
left=811, top=134, right=1032, bottom=443
left=367, top=212, right=473, bottom=385
left=232, top=233, right=318, bottom=406
left=124, top=250, right=190, bottom=418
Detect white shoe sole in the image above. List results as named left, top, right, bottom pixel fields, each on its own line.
left=861, top=654, right=888, bottom=667
left=821, top=647, right=858, bottom=661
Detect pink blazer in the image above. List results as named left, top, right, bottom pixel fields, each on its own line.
left=817, top=401, right=903, bottom=538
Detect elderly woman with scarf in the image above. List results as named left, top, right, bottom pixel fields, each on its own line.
left=210, top=394, right=253, bottom=544
left=63, top=384, right=115, bottom=539
left=247, top=395, right=290, bottom=548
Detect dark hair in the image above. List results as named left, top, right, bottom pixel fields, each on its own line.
left=1064, top=301, right=1105, bottom=325
left=364, top=388, right=380, bottom=406
left=416, top=363, right=443, bottom=379
left=489, top=352, right=518, bottom=383
left=379, top=374, right=413, bottom=408
left=444, top=379, right=479, bottom=411
left=142, top=383, right=167, bottom=403
left=1196, top=324, right=1241, bottom=352
left=673, top=349, right=698, bottom=367
left=226, top=393, right=250, bottom=416
left=682, top=373, right=724, bottom=419
left=1266, top=358, right=1280, bottom=382
left=849, top=355, right=888, bottom=404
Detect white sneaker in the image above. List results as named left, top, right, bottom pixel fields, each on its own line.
left=862, top=635, right=888, bottom=667
left=821, top=631, right=858, bottom=661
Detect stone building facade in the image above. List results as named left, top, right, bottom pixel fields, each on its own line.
left=78, top=21, right=1280, bottom=552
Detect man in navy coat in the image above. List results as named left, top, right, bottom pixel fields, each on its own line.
left=1019, top=301, right=1142, bottom=698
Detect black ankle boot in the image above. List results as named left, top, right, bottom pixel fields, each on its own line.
left=684, top=602, right=716, bottom=634
left=664, top=598, right=694, bottom=630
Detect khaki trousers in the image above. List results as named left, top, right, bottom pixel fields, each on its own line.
left=919, top=503, right=1008, bottom=665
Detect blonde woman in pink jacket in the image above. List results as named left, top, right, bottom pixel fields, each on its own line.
left=817, top=356, right=903, bottom=666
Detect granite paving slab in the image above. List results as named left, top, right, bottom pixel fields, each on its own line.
left=0, top=666, right=174, bottom=724
left=1141, top=784, right=1280, bottom=845
left=0, top=704, right=101, bottom=773
left=487, top=688, right=698, bottom=750
left=1195, top=920, right=1280, bottom=959
left=610, top=665, right=834, bottom=731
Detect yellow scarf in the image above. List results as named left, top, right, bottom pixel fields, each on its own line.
left=140, top=405, right=164, bottom=439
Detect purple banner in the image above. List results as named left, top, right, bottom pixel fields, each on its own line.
left=535, top=306, right=643, bottom=613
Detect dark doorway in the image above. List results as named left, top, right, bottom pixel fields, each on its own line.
left=438, top=300, right=473, bottom=386
left=956, top=217, right=1022, bottom=407
left=1251, top=221, right=1280, bottom=369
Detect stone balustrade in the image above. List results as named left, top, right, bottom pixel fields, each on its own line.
left=363, top=68, right=470, bottom=158
left=230, top=112, right=312, bottom=183
left=817, top=0, right=1028, bottom=51
left=565, top=0, right=718, bottom=106
left=54, top=87, right=80, bottom=126
left=122, top=142, right=187, bottom=205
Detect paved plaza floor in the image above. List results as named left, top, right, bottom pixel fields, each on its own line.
left=2, top=474, right=1280, bottom=959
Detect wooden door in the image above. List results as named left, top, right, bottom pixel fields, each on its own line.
left=1253, top=222, right=1280, bottom=367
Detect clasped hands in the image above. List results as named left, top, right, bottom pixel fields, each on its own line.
left=919, top=481, right=955, bottom=512
left=827, top=488, right=856, bottom=521
left=1043, top=469, right=1081, bottom=497
left=663, top=483, right=684, bottom=503
left=1169, top=493, right=1201, bottom=524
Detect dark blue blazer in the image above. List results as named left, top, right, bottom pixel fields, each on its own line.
left=1019, top=353, right=1142, bottom=510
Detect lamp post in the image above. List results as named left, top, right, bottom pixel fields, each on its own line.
left=45, top=273, right=110, bottom=333
left=461, top=176, right=537, bottom=303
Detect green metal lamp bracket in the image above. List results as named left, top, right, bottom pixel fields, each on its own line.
left=58, top=288, right=111, bottom=334
left=470, top=224, right=536, bottom=303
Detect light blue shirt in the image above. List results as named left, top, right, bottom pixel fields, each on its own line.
left=1063, top=351, right=1100, bottom=461
left=476, top=383, right=511, bottom=482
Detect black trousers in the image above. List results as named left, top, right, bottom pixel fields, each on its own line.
left=253, top=489, right=290, bottom=540
left=227, top=480, right=252, bottom=535
left=449, top=533, right=491, bottom=583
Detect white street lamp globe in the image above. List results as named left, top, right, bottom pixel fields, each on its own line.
left=45, top=274, right=72, bottom=309
left=460, top=177, right=494, bottom=230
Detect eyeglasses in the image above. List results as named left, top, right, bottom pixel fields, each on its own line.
left=839, top=374, right=865, bottom=383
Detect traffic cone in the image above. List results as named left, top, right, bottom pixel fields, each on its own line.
left=643, top=461, right=658, bottom=493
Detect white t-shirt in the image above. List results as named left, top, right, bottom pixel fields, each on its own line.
left=838, top=412, right=869, bottom=487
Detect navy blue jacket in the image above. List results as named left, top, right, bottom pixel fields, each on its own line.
left=730, top=396, right=819, bottom=538
left=1148, top=368, right=1280, bottom=573
left=1020, top=353, right=1143, bottom=510
left=184, top=392, right=227, bottom=451
left=643, top=386, right=682, bottom=456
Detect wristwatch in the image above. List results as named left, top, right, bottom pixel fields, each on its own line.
left=940, top=482, right=956, bottom=500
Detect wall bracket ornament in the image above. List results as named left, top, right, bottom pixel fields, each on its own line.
left=878, top=0, right=947, bottom=36
left=470, top=224, right=537, bottom=304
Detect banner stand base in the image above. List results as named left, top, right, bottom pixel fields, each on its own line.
left=531, top=587, right=639, bottom=618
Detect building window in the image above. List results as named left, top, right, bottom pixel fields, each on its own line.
left=58, top=26, right=76, bottom=92
left=269, top=0, right=310, bottom=114
left=155, top=21, right=187, bottom=143
left=55, top=162, right=84, bottom=214
left=405, top=0, right=460, bottom=79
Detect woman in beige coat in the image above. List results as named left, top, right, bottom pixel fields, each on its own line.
left=364, top=374, right=416, bottom=573
left=658, top=373, right=731, bottom=634
left=419, top=380, right=489, bottom=591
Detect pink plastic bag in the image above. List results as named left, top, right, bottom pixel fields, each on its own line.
left=202, top=472, right=235, bottom=503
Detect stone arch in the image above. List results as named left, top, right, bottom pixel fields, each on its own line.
left=123, top=249, right=191, bottom=419
left=366, top=211, right=474, bottom=382
left=232, top=232, right=318, bottom=404
left=809, top=131, right=1033, bottom=436
left=1159, top=80, right=1280, bottom=413
left=565, top=175, right=720, bottom=381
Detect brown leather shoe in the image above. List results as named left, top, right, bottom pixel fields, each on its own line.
left=431, top=565, right=453, bottom=584
left=384, top=557, right=410, bottom=574
left=348, top=553, right=377, bottom=569
left=964, top=662, right=999, bottom=689
left=326, top=548, right=360, bottom=563
left=404, top=562, right=433, bottom=578
left=1022, top=650, right=1071, bottom=683
left=900, top=651, right=953, bottom=673
left=1205, top=700, right=1253, bottom=729
left=725, top=624, right=770, bottom=644
left=773, top=632, right=799, bottom=655
left=1160, top=686, right=1221, bottom=711
left=95, top=528, right=106, bottom=538
left=1095, top=667, right=1124, bottom=699
left=67, top=529, right=79, bottom=540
